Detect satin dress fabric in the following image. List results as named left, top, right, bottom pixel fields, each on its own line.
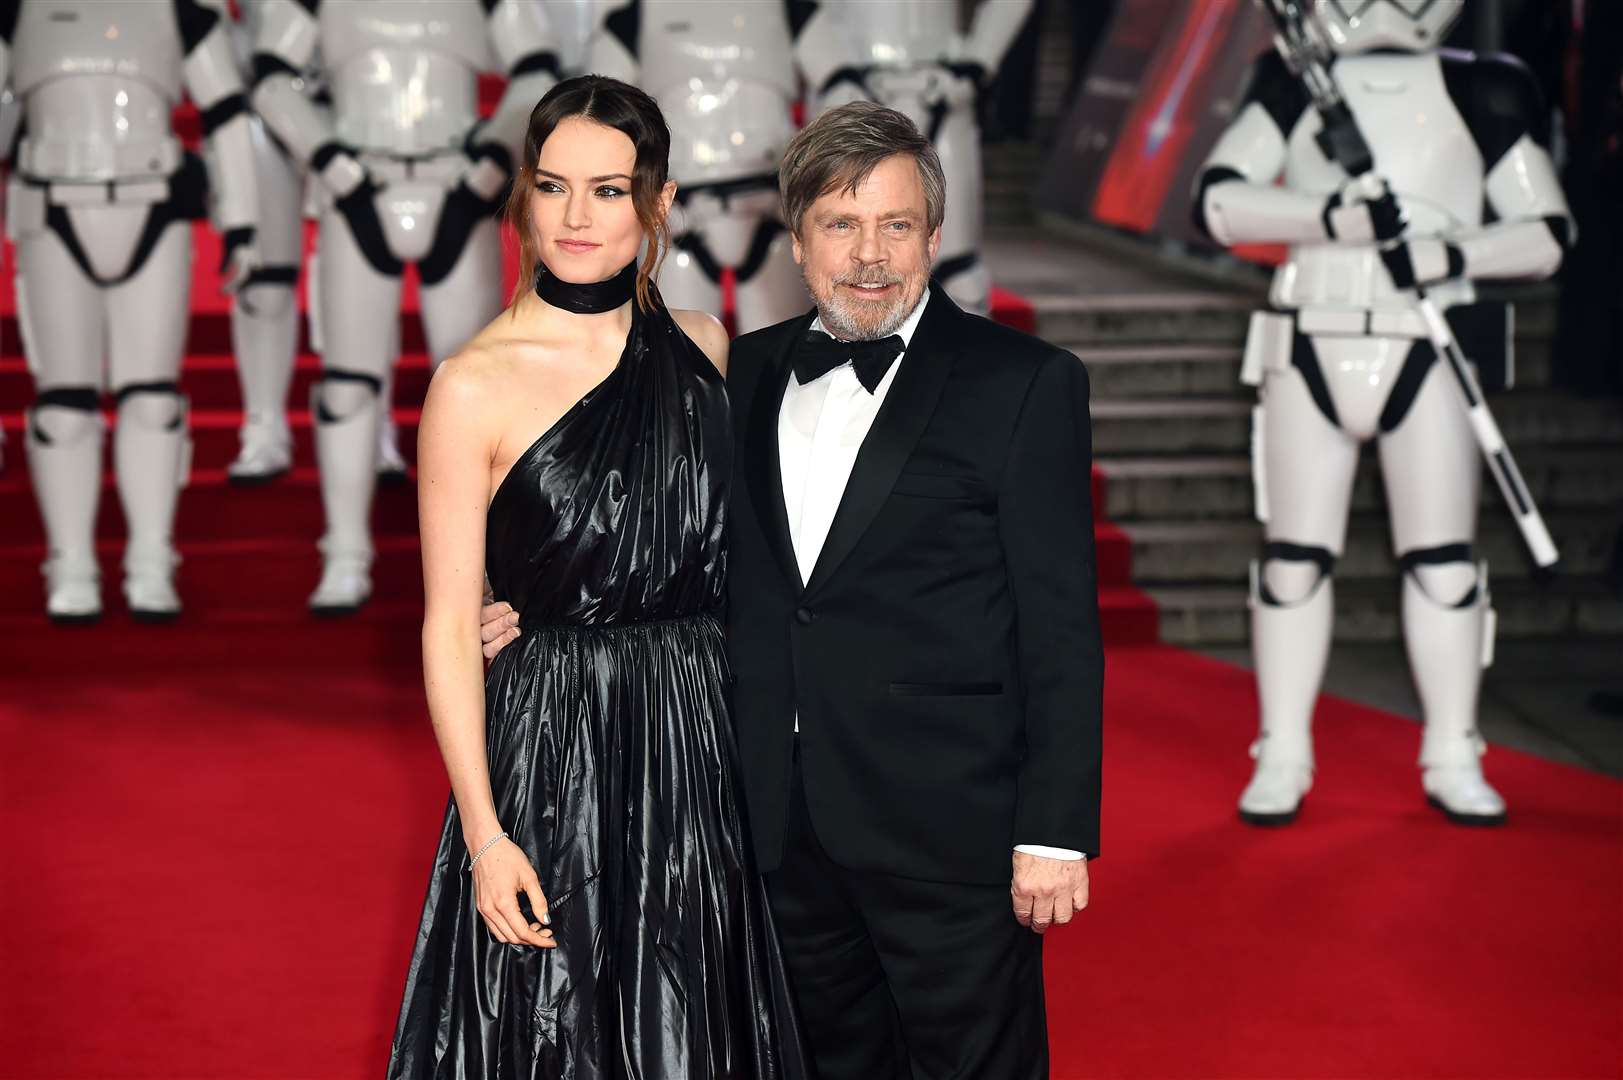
left=387, top=296, right=806, bottom=1079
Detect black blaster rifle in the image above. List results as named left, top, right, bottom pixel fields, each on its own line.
left=1256, top=0, right=1560, bottom=569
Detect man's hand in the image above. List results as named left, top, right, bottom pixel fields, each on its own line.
left=480, top=600, right=520, bottom=660
left=1011, top=851, right=1089, bottom=935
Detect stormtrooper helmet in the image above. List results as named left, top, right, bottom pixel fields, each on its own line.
left=1309, top=0, right=1464, bottom=54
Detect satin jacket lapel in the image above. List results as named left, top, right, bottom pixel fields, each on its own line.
left=744, top=312, right=815, bottom=597
left=804, top=287, right=958, bottom=596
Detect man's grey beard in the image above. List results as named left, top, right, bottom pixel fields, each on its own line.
left=805, top=268, right=928, bottom=342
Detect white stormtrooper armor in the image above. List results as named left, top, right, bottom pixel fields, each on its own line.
left=795, top=0, right=1034, bottom=315
left=548, top=0, right=601, bottom=77
left=250, top=0, right=557, bottom=615
left=1194, top=0, right=1572, bottom=825
left=224, top=0, right=307, bottom=485
left=590, top=1, right=808, bottom=334
left=3, top=0, right=261, bottom=623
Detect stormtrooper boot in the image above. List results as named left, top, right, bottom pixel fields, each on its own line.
left=115, top=388, right=190, bottom=621
left=309, top=378, right=378, bottom=615
left=1239, top=555, right=1335, bottom=825
left=25, top=396, right=105, bottom=624
left=227, top=283, right=298, bottom=484
left=1403, top=559, right=1506, bottom=825
left=375, top=367, right=408, bottom=483
left=228, top=409, right=294, bottom=485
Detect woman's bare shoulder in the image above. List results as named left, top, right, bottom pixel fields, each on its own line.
left=670, top=307, right=730, bottom=375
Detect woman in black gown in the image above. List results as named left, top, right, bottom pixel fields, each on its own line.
left=387, top=77, right=804, bottom=1079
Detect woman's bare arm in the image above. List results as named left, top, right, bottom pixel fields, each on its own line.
left=418, top=352, right=553, bottom=948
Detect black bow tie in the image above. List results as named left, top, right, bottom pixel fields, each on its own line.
left=793, top=331, right=906, bottom=394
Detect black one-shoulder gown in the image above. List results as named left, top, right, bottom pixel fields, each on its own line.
left=387, top=300, right=804, bottom=1079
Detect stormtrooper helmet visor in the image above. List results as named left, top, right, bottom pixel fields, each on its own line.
left=1312, top=0, right=1463, bottom=54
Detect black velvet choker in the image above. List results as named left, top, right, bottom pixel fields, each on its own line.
left=533, top=259, right=638, bottom=314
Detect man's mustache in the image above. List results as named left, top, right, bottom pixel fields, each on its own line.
left=832, top=270, right=905, bottom=287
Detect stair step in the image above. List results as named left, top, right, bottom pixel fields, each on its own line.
left=1122, top=511, right=1621, bottom=585
left=1089, top=394, right=1623, bottom=455
left=1150, top=578, right=1623, bottom=645
left=1030, top=291, right=1256, bottom=346
left=1068, top=338, right=1557, bottom=397
left=0, top=354, right=435, bottom=414
left=0, top=467, right=421, bottom=543
left=1099, top=446, right=1623, bottom=520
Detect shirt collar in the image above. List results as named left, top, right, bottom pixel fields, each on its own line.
left=808, top=287, right=932, bottom=353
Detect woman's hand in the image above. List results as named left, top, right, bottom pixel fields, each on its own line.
left=471, top=838, right=555, bottom=948
left=480, top=600, right=521, bottom=660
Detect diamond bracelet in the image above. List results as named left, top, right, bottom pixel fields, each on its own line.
left=469, top=830, right=509, bottom=868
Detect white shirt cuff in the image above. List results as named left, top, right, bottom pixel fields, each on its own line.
left=1014, top=844, right=1085, bottom=861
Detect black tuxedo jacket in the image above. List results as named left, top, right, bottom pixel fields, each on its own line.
left=725, top=286, right=1104, bottom=885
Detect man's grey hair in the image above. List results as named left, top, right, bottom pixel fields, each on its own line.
left=778, top=101, right=947, bottom=238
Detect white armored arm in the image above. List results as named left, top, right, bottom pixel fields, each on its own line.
left=476, top=0, right=561, bottom=173
left=176, top=0, right=260, bottom=234
left=1461, top=136, right=1571, bottom=280
left=249, top=0, right=362, bottom=197
left=1194, top=51, right=1395, bottom=247
left=1382, top=56, right=1575, bottom=290
left=588, top=0, right=640, bottom=85
left=961, top=0, right=1035, bottom=77
left=1449, top=57, right=1574, bottom=282
left=789, top=1, right=864, bottom=105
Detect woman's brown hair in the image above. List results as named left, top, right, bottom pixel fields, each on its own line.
left=504, top=75, right=672, bottom=312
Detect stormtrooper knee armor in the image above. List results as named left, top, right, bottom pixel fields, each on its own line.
left=3, top=0, right=260, bottom=623
left=1195, top=0, right=1572, bottom=824
left=795, top=0, right=1034, bottom=315
left=250, top=0, right=557, bottom=614
left=591, top=1, right=807, bottom=333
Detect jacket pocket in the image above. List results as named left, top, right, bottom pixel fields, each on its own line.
left=890, top=471, right=984, bottom=500
left=888, top=681, right=1004, bottom=697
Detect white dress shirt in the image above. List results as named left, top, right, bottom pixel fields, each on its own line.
left=777, top=292, right=1083, bottom=864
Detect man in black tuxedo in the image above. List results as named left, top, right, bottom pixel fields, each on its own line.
left=728, top=101, right=1103, bottom=1079
left=480, top=101, right=1102, bottom=1079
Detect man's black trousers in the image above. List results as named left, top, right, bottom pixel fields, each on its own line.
left=762, top=743, right=1049, bottom=1080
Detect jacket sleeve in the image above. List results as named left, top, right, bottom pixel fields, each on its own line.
left=997, top=348, right=1104, bottom=859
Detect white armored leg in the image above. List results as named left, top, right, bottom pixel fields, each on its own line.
left=1380, top=360, right=1502, bottom=824
left=309, top=375, right=380, bottom=614
left=930, top=100, right=990, bottom=315
left=113, top=386, right=190, bottom=621
left=1242, top=551, right=1334, bottom=824
left=732, top=218, right=807, bottom=334
left=1402, top=556, right=1504, bottom=824
left=1240, top=354, right=1360, bottom=825
left=228, top=280, right=298, bottom=484
left=229, top=117, right=304, bottom=484
left=13, top=199, right=107, bottom=622
left=25, top=395, right=105, bottom=623
left=104, top=219, right=193, bottom=620
left=375, top=365, right=408, bottom=483
left=310, top=206, right=402, bottom=612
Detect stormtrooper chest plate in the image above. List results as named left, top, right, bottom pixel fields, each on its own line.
left=825, top=0, right=958, bottom=67
left=13, top=0, right=185, bottom=181
left=638, top=2, right=798, bottom=185
left=319, top=1, right=493, bottom=156
left=1285, top=53, right=1484, bottom=231
left=1273, top=53, right=1485, bottom=312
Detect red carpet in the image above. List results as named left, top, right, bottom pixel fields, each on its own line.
left=2, top=644, right=1619, bottom=1078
